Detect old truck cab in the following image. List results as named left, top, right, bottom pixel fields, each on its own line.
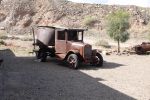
left=33, top=26, right=103, bottom=69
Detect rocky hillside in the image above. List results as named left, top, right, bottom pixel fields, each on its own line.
left=0, top=0, right=150, bottom=38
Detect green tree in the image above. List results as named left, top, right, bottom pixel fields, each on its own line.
left=106, top=10, right=130, bottom=53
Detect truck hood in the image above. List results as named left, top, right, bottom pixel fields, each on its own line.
left=70, top=42, right=91, bottom=48
left=67, top=41, right=91, bottom=51
left=72, top=42, right=85, bottom=47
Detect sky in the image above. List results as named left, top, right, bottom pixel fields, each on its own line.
left=69, top=0, right=150, bottom=7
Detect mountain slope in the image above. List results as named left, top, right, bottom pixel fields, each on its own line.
left=0, top=0, right=150, bottom=37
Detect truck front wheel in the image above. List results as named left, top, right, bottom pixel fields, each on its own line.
left=67, top=54, right=79, bottom=69
left=92, top=53, right=103, bottom=67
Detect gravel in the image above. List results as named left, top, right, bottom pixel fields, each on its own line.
left=0, top=49, right=150, bottom=100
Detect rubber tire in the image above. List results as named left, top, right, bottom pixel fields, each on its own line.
left=67, top=54, right=79, bottom=69
left=36, top=51, right=47, bottom=62
left=40, top=52, right=47, bottom=62
left=35, top=51, right=39, bottom=59
left=94, top=53, right=103, bottom=67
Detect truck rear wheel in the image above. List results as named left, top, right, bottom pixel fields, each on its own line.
left=67, top=54, right=79, bottom=69
left=92, top=53, right=103, bottom=67
left=36, top=49, right=47, bottom=62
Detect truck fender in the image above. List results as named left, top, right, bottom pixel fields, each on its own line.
left=64, top=50, right=83, bottom=61
left=92, top=49, right=100, bottom=56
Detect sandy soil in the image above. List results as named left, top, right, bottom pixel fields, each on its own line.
left=0, top=45, right=150, bottom=100
left=81, top=55, right=150, bottom=100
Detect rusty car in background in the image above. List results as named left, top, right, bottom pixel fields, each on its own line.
left=134, top=42, right=150, bottom=54
left=32, top=26, right=103, bottom=69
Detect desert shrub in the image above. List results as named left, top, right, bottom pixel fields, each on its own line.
left=84, top=29, right=99, bottom=37
left=148, top=33, right=150, bottom=40
left=0, top=13, right=6, bottom=22
left=0, top=31, right=7, bottom=40
left=95, top=40, right=110, bottom=48
left=83, top=16, right=97, bottom=27
left=23, top=19, right=33, bottom=27
left=0, top=35, right=9, bottom=40
left=0, top=40, right=6, bottom=45
left=21, top=37, right=33, bottom=41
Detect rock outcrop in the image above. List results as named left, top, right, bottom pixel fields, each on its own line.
left=0, top=0, right=150, bottom=35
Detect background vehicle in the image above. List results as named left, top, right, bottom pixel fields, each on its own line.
left=33, top=26, right=103, bottom=69
left=134, top=42, right=150, bottom=54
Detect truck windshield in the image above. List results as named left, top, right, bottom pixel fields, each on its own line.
left=68, top=30, right=83, bottom=41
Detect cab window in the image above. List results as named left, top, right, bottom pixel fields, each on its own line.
left=67, top=30, right=83, bottom=41
left=68, top=30, right=78, bottom=41
left=57, top=31, right=65, bottom=40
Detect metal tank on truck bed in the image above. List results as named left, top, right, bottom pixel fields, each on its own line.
left=36, top=26, right=55, bottom=46
left=32, top=26, right=103, bottom=69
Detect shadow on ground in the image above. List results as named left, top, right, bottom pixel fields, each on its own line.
left=79, top=61, right=124, bottom=70
left=0, top=49, right=135, bottom=100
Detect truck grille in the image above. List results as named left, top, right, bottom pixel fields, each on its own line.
left=84, top=45, right=92, bottom=59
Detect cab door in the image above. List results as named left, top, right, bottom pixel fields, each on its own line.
left=55, top=30, right=67, bottom=54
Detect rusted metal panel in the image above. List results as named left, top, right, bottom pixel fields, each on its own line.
left=66, top=41, right=84, bottom=58
left=36, top=26, right=55, bottom=46
left=55, top=29, right=67, bottom=54
left=135, top=42, right=150, bottom=54
left=32, top=26, right=103, bottom=68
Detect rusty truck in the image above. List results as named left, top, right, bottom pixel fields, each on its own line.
left=32, top=26, right=103, bottom=69
left=134, top=42, right=150, bottom=54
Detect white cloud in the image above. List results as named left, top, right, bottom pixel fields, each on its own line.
left=107, top=0, right=150, bottom=7
left=69, top=0, right=92, bottom=3
left=69, top=0, right=150, bottom=7
left=69, top=0, right=108, bottom=4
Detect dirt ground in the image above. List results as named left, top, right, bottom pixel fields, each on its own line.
left=0, top=45, right=150, bottom=100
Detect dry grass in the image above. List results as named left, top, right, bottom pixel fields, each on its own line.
left=95, top=40, right=111, bottom=48
left=83, top=16, right=97, bottom=27
left=0, top=40, right=6, bottom=45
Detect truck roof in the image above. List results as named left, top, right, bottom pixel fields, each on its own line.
left=38, top=26, right=87, bottom=31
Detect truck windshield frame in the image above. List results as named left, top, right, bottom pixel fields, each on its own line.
left=67, top=30, right=83, bottom=42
